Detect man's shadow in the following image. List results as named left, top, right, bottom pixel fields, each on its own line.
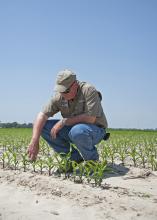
left=103, top=162, right=130, bottom=179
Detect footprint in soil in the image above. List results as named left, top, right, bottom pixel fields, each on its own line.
left=50, top=211, right=59, bottom=215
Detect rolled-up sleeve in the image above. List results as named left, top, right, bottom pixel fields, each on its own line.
left=42, top=97, right=59, bottom=117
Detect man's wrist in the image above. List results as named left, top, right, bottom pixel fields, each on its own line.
left=31, top=138, right=39, bottom=145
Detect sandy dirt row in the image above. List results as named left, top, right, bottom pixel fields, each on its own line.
left=0, top=165, right=157, bottom=220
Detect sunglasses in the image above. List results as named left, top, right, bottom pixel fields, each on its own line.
left=62, top=82, right=75, bottom=94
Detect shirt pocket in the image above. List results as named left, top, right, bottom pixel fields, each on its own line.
left=60, top=100, right=70, bottom=117
left=73, top=99, right=85, bottom=115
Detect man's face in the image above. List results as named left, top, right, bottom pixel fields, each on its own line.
left=61, top=81, right=78, bottom=100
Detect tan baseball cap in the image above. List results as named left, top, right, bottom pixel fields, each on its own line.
left=54, top=69, right=76, bottom=92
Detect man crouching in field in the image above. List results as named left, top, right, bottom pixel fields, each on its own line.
left=27, top=69, right=108, bottom=167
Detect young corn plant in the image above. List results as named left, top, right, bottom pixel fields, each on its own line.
left=107, top=144, right=117, bottom=164
left=148, top=146, right=157, bottom=171
left=128, top=144, right=139, bottom=167
left=36, top=157, right=46, bottom=174
left=0, top=151, right=7, bottom=169
left=96, top=161, right=108, bottom=186
left=137, top=144, right=147, bottom=168
left=99, top=144, right=110, bottom=162
left=53, top=151, right=72, bottom=178
left=86, top=160, right=107, bottom=187
left=45, top=156, right=55, bottom=176
left=71, top=161, right=80, bottom=182
left=5, top=151, right=12, bottom=168
left=145, top=141, right=157, bottom=170
left=11, top=151, right=19, bottom=170
left=117, top=143, right=128, bottom=165
left=31, top=160, right=38, bottom=172
left=83, top=161, right=93, bottom=184
left=73, top=162, right=84, bottom=183
left=21, top=152, right=30, bottom=172
left=149, top=155, right=157, bottom=171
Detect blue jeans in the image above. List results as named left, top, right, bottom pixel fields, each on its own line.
left=41, top=119, right=105, bottom=162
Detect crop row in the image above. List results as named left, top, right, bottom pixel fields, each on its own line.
left=0, top=129, right=157, bottom=188
left=98, top=135, right=157, bottom=170
left=0, top=138, right=109, bottom=186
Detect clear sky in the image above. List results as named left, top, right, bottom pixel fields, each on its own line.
left=0, top=0, right=157, bottom=129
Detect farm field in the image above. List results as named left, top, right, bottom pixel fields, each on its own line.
left=0, top=128, right=157, bottom=220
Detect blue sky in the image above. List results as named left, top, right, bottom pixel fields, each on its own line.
left=0, top=0, right=157, bottom=129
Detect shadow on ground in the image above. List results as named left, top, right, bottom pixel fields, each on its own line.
left=104, top=163, right=130, bottom=179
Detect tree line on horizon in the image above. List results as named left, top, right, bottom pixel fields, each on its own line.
left=0, top=121, right=156, bottom=131
left=0, top=122, right=33, bottom=128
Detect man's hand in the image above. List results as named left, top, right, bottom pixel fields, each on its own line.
left=50, top=120, right=64, bottom=139
left=27, top=141, right=39, bottom=161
